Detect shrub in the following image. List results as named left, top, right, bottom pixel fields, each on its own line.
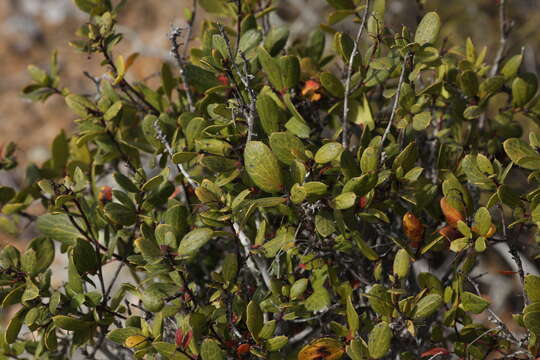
left=1, top=0, right=540, bottom=359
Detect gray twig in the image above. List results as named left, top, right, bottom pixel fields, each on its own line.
left=169, top=27, right=195, bottom=112
left=183, top=0, right=197, bottom=59
left=342, top=0, right=370, bottom=150
left=379, top=52, right=411, bottom=165
left=479, top=0, right=513, bottom=130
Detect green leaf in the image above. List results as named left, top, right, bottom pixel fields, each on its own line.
left=107, top=327, right=142, bottom=344
left=239, top=29, right=262, bottom=54
left=314, top=142, right=343, bottom=164
left=258, top=47, right=283, bottom=90
left=412, top=111, right=431, bottom=131
left=290, top=278, right=309, bottom=300
left=73, top=238, right=100, bottom=275
left=461, top=291, right=490, bottom=314
left=368, top=322, right=392, bottom=359
left=200, top=338, right=225, bottom=360
left=263, top=26, right=289, bottom=56
left=265, top=336, right=288, bottom=351
left=247, top=300, right=264, bottom=341
left=501, top=54, right=523, bottom=80
left=304, top=288, right=331, bottom=311
left=65, top=94, right=97, bottom=118
left=104, top=202, right=137, bottom=226
left=459, top=70, right=479, bottom=97
left=525, top=275, right=540, bottom=302
left=473, top=207, right=491, bottom=236
left=222, top=253, right=238, bottom=284
left=360, top=146, right=378, bottom=173
left=259, top=320, right=277, bottom=340
left=178, top=228, right=214, bottom=257
left=244, top=141, right=284, bottom=193
left=320, top=72, right=345, bottom=98
left=512, top=73, right=538, bottom=107
left=503, top=138, right=540, bottom=170
left=393, top=249, right=410, bottom=279
left=331, top=192, right=357, bottom=210
left=141, top=288, right=164, bottom=312
left=524, top=310, right=540, bottom=334
left=414, top=12, right=441, bottom=45
left=256, top=93, right=283, bottom=136
left=37, top=214, right=82, bottom=245
left=5, top=310, right=24, bottom=344
left=270, top=132, right=305, bottom=166
left=315, top=212, right=336, bottom=237
left=352, top=232, right=379, bottom=261
left=367, top=284, right=392, bottom=316
left=346, top=295, right=360, bottom=334
left=412, top=293, right=442, bottom=319
left=279, top=55, right=300, bottom=90
left=52, top=315, right=94, bottom=331
left=463, top=105, right=483, bottom=119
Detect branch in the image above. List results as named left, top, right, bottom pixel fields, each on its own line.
left=152, top=121, right=270, bottom=289
left=169, top=27, right=196, bottom=113
left=489, top=0, right=512, bottom=78
left=379, top=52, right=411, bottom=165
left=466, top=275, right=522, bottom=347
left=479, top=0, right=513, bottom=130
left=342, top=0, right=370, bottom=150
left=232, top=222, right=272, bottom=289
left=497, top=205, right=528, bottom=305
left=217, top=24, right=258, bottom=142
left=183, top=0, right=198, bottom=59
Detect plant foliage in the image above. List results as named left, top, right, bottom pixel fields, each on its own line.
left=1, top=0, right=540, bottom=359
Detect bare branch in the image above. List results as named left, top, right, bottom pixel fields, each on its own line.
left=342, top=0, right=370, bottom=150
left=379, top=52, right=411, bottom=165
left=169, top=27, right=196, bottom=113
left=479, top=0, right=513, bottom=130
left=183, top=0, right=198, bottom=59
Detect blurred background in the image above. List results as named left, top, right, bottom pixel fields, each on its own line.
left=0, top=0, right=539, bottom=331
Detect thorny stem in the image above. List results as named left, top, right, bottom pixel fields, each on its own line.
left=379, top=52, right=411, bottom=165
left=342, top=0, right=370, bottom=150
left=169, top=27, right=196, bottom=113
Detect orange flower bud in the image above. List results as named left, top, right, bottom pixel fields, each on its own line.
left=98, top=186, right=112, bottom=203
left=301, top=80, right=321, bottom=95
left=301, top=80, right=322, bottom=102
left=403, top=212, right=424, bottom=243
left=440, top=197, right=464, bottom=227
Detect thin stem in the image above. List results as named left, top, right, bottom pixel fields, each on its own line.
left=170, top=27, right=196, bottom=112
left=342, top=0, right=370, bottom=149
left=182, top=0, right=198, bottom=59
left=379, top=52, right=410, bottom=165
left=497, top=205, right=528, bottom=305
left=480, top=0, right=512, bottom=130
